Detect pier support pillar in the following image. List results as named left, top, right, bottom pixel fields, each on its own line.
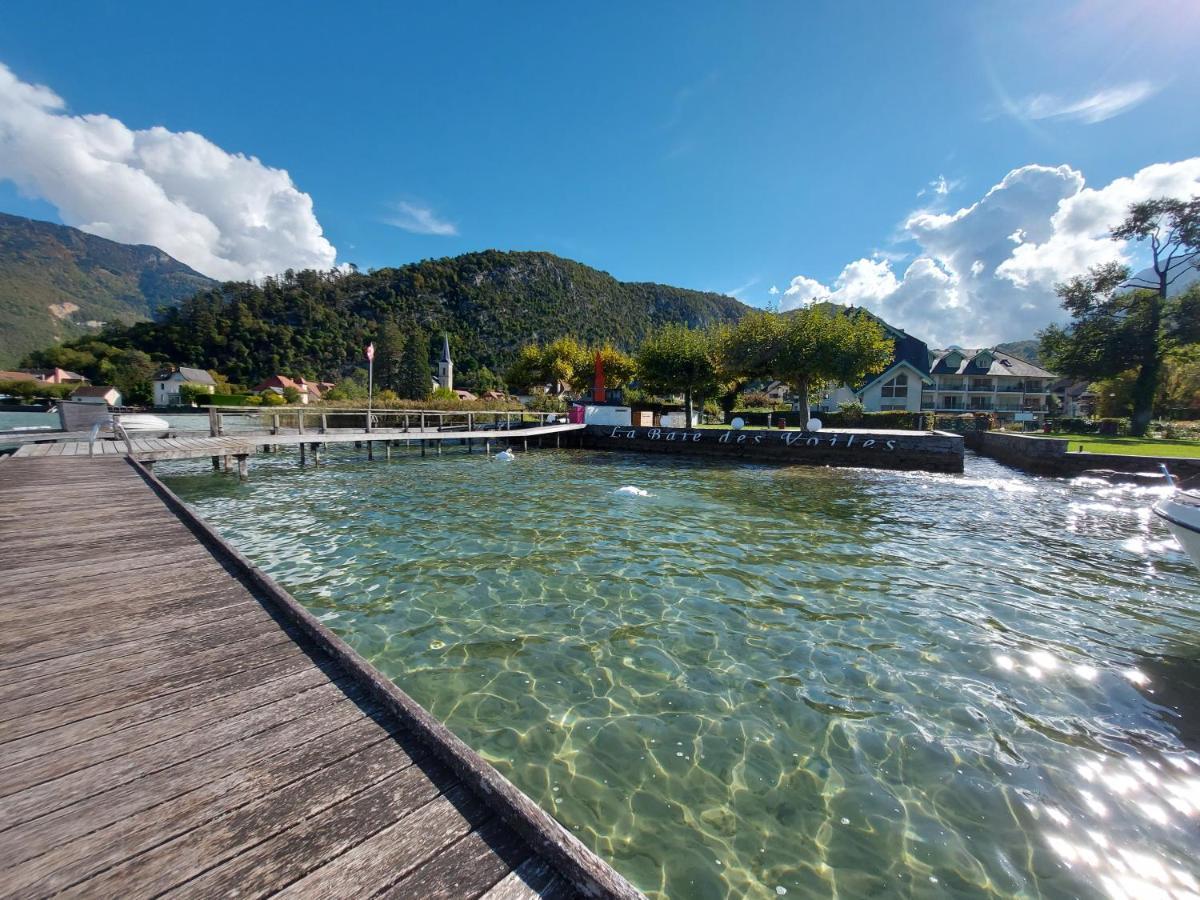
left=421, top=441, right=426, bottom=458
left=236, top=455, right=249, bottom=481
left=385, top=442, right=391, bottom=460
left=313, top=443, right=322, bottom=466
left=300, top=443, right=306, bottom=466
left=437, top=440, right=442, bottom=456
left=223, top=455, right=231, bottom=473
left=211, top=456, right=220, bottom=471
left=524, top=439, right=529, bottom=453
left=368, top=441, right=374, bottom=461
left=486, top=440, right=491, bottom=456
left=143, top=461, right=154, bottom=472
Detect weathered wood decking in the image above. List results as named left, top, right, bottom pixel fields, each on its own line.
left=0, top=456, right=640, bottom=899
left=9, top=422, right=586, bottom=463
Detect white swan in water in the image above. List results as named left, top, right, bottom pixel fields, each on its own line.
left=494, top=448, right=516, bottom=461
left=614, top=485, right=651, bottom=497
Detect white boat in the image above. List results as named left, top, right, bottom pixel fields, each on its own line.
left=1153, top=475, right=1200, bottom=572
left=105, top=414, right=171, bottom=435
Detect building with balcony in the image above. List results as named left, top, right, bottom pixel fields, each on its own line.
left=816, top=312, right=934, bottom=415
left=922, top=349, right=1056, bottom=421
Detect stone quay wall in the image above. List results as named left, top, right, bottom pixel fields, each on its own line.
left=583, top=426, right=964, bottom=473
left=966, top=430, right=1200, bottom=485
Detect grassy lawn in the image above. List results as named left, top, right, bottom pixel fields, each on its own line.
left=1032, top=432, right=1200, bottom=458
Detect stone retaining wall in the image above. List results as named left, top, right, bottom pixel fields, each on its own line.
left=583, top=425, right=964, bottom=473
left=966, top=430, right=1200, bottom=485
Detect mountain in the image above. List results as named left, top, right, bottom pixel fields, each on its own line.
left=0, top=212, right=217, bottom=367
left=995, top=339, right=1043, bottom=366
left=46, top=250, right=749, bottom=385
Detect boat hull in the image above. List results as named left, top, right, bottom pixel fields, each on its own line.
left=1154, top=494, right=1200, bottom=572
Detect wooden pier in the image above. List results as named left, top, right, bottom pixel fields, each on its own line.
left=0, top=456, right=640, bottom=899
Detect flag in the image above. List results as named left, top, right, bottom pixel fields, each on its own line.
left=366, top=343, right=375, bottom=362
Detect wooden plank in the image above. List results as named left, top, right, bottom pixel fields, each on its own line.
left=272, top=784, right=489, bottom=899
left=481, top=857, right=578, bottom=900
left=0, top=628, right=293, bottom=721
left=380, top=817, right=533, bottom=900
left=0, top=695, right=374, bottom=878
left=0, top=635, right=299, bottom=742
left=79, top=738, right=440, bottom=898
left=0, top=655, right=324, bottom=789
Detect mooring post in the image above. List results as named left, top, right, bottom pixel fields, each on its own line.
left=467, top=437, right=472, bottom=454
left=297, top=412, right=305, bottom=435
left=237, top=454, right=249, bottom=481
left=272, top=414, right=280, bottom=435
left=223, top=455, right=231, bottom=473
left=421, top=440, right=426, bottom=458
left=321, top=413, right=328, bottom=433
left=556, top=434, right=560, bottom=449
left=211, top=455, right=220, bottom=471
left=300, top=442, right=306, bottom=466
left=208, top=406, right=219, bottom=437
left=524, top=438, right=529, bottom=452
left=385, top=442, right=391, bottom=460
left=437, top=439, right=442, bottom=456
left=486, top=440, right=492, bottom=456
left=313, top=443, right=322, bottom=466
left=368, top=441, right=374, bottom=461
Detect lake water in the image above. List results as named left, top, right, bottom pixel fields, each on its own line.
left=161, top=448, right=1199, bottom=899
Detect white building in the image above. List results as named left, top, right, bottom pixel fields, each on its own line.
left=70, top=385, right=122, bottom=406
left=154, top=367, right=216, bottom=406
left=437, top=335, right=453, bottom=391
left=923, top=349, right=1055, bottom=420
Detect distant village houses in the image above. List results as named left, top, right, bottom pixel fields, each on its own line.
left=253, top=375, right=336, bottom=404
left=5, top=367, right=89, bottom=385
left=154, top=367, right=216, bottom=406
left=71, top=385, right=122, bottom=406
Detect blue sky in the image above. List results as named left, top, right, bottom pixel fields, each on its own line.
left=1, top=1, right=1198, bottom=345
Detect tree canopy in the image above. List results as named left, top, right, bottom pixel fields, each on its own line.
left=1040, top=196, right=1200, bottom=434
left=635, top=324, right=718, bottom=423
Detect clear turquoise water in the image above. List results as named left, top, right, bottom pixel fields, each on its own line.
left=163, top=447, right=1200, bottom=899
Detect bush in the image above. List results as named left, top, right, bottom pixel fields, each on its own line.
left=242, top=395, right=263, bottom=406
left=820, top=409, right=924, bottom=429
left=837, top=401, right=865, bottom=425
left=525, top=393, right=567, bottom=413
left=259, top=390, right=285, bottom=407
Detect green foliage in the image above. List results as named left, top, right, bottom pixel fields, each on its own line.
left=397, top=328, right=431, bottom=401
left=505, top=338, right=635, bottom=393
left=1040, top=196, right=1200, bottom=435
left=0, top=379, right=77, bottom=401
left=178, top=383, right=211, bottom=406
left=375, top=389, right=401, bottom=405
left=281, top=385, right=302, bottom=404
left=374, top=319, right=406, bottom=393
left=837, top=400, right=866, bottom=425
left=459, top=366, right=505, bottom=394
left=430, top=386, right=458, bottom=404
left=259, top=390, right=285, bottom=406
left=636, top=323, right=718, bottom=422
left=21, top=336, right=157, bottom=403
left=30, top=251, right=746, bottom=389
left=524, top=392, right=567, bottom=413
left=242, top=394, right=263, bottom=406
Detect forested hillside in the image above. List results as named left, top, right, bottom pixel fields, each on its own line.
left=0, top=212, right=216, bottom=367
left=31, top=250, right=748, bottom=384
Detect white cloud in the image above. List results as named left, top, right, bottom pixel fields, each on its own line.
left=918, top=174, right=960, bottom=198
left=768, top=285, right=779, bottom=295
left=384, top=201, right=458, bottom=236
left=780, top=158, right=1200, bottom=346
left=1013, top=81, right=1159, bottom=124
left=724, top=276, right=760, bottom=298
left=0, top=62, right=335, bottom=280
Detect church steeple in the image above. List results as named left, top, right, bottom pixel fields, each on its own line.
left=437, top=334, right=453, bottom=391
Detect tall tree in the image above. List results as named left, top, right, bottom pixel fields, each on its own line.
left=1040, top=196, right=1200, bottom=435
left=769, top=307, right=894, bottom=421
left=397, top=328, right=431, bottom=401
left=636, top=324, right=717, bottom=424
left=713, top=311, right=784, bottom=419
left=374, top=319, right=405, bottom=392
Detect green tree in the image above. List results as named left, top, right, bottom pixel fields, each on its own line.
left=281, top=385, right=302, bottom=404
left=769, top=307, right=894, bottom=421
left=713, top=311, right=784, bottom=419
left=397, top=328, right=431, bottom=401
left=636, top=324, right=717, bottom=424
left=1040, top=197, right=1200, bottom=435
left=374, top=319, right=405, bottom=393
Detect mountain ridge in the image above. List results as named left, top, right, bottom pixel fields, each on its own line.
left=0, top=211, right=217, bottom=367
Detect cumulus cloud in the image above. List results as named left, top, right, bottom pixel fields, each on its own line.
left=0, top=63, right=336, bottom=281
left=384, top=201, right=458, bottom=236
left=781, top=158, right=1200, bottom=346
left=1013, top=81, right=1159, bottom=124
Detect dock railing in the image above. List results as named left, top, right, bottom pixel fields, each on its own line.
left=204, top=405, right=567, bottom=437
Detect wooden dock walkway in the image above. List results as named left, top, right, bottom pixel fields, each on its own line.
left=0, top=456, right=640, bottom=899
left=9, top=422, right=586, bottom=467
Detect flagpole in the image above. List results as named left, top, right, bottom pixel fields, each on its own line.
left=366, top=343, right=374, bottom=434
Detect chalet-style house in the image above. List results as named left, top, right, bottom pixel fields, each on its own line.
left=71, top=385, right=122, bottom=406
left=253, top=375, right=336, bottom=404
left=816, top=310, right=1058, bottom=422
left=154, top=367, right=216, bottom=406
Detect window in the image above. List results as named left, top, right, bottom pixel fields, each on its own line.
left=881, top=373, right=908, bottom=398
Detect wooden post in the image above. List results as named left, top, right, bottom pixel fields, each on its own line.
left=467, top=437, right=472, bottom=453
left=468, top=412, right=473, bottom=432
left=211, top=455, right=220, bottom=470
left=385, top=442, right=391, bottom=460
left=223, top=455, right=231, bottom=473
left=368, top=441, right=374, bottom=461
left=420, top=412, right=425, bottom=433
left=437, top=440, right=442, bottom=456
left=421, top=440, right=426, bottom=457
left=208, top=406, right=219, bottom=437
left=272, top=414, right=280, bottom=435
left=556, top=434, right=560, bottom=449
left=321, top=413, right=328, bottom=433
left=300, top=442, right=306, bottom=466
left=486, top=440, right=491, bottom=456
left=144, top=460, right=154, bottom=472
left=524, top=438, right=529, bottom=452
left=297, top=411, right=305, bottom=435
left=313, top=442, right=322, bottom=466
left=237, top=454, right=249, bottom=480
